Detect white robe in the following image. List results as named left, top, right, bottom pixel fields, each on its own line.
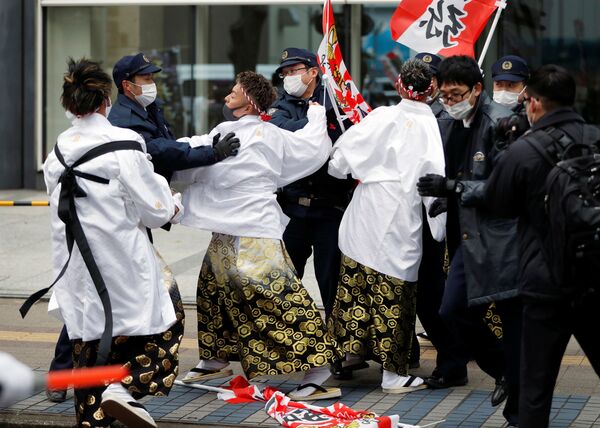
left=328, top=100, right=446, bottom=281
left=44, top=113, right=177, bottom=341
left=173, top=105, right=331, bottom=239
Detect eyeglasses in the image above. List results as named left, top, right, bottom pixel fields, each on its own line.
left=439, top=87, right=472, bottom=104
left=278, top=66, right=308, bottom=79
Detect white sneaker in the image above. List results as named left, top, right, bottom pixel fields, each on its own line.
left=101, top=383, right=157, bottom=428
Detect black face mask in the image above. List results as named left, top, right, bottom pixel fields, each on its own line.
left=222, top=104, right=245, bottom=122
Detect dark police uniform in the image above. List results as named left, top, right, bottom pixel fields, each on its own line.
left=108, top=53, right=217, bottom=182
left=269, top=48, right=354, bottom=318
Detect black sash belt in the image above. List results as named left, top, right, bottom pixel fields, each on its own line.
left=20, top=140, right=143, bottom=366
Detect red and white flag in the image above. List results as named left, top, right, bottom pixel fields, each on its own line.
left=390, top=0, right=507, bottom=58
left=317, top=0, right=371, bottom=124
left=211, top=376, right=441, bottom=428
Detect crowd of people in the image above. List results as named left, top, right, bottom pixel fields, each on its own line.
left=18, top=45, right=598, bottom=428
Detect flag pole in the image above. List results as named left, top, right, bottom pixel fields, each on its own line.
left=323, top=75, right=346, bottom=133
left=324, top=0, right=330, bottom=109
left=174, top=380, right=229, bottom=394
left=477, top=0, right=508, bottom=67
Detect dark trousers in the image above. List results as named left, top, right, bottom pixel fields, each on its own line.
left=495, top=297, right=522, bottom=426
left=520, top=294, right=600, bottom=428
left=438, top=245, right=505, bottom=381
left=49, top=325, right=73, bottom=372
left=411, top=219, right=466, bottom=375
left=282, top=216, right=342, bottom=317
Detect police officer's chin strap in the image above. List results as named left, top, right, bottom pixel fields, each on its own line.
left=239, top=85, right=270, bottom=121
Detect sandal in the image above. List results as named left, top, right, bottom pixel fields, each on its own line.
left=181, top=367, right=233, bottom=383
left=382, top=375, right=428, bottom=394
left=288, top=383, right=342, bottom=401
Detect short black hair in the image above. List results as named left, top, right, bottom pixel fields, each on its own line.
left=61, top=58, right=112, bottom=116
left=399, top=59, right=433, bottom=95
left=437, top=55, right=483, bottom=88
left=526, top=64, right=575, bottom=109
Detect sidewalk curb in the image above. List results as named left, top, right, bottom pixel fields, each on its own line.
left=0, top=411, right=253, bottom=428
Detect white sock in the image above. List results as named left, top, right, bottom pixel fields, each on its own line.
left=292, top=365, right=331, bottom=398
left=381, top=370, right=424, bottom=389
left=193, top=359, right=229, bottom=371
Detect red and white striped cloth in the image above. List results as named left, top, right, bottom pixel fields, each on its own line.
left=317, top=0, right=371, bottom=124
left=215, top=376, right=438, bottom=428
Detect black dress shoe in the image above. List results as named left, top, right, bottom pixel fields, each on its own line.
left=46, top=389, right=67, bottom=403
left=491, top=376, right=508, bottom=407
left=331, top=360, right=353, bottom=380
left=424, top=374, right=468, bottom=389
left=331, top=360, right=370, bottom=380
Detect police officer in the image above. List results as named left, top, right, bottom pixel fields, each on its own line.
left=415, top=52, right=446, bottom=119
left=269, top=47, right=354, bottom=356
left=109, top=53, right=239, bottom=181
left=491, top=55, right=529, bottom=113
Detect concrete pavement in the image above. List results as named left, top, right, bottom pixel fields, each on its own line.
left=1, top=188, right=599, bottom=427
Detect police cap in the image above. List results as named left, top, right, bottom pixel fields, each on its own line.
left=275, top=48, right=318, bottom=75
left=414, top=52, right=442, bottom=74
left=113, top=53, right=162, bottom=89
left=491, top=55, right=529, bottom=82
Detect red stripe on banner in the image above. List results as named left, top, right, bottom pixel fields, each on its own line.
left=379, top=415, right=393, bottom=428
left=439, top=0, right=498, bottom=57
left=390, top=0, right=433, bottom=41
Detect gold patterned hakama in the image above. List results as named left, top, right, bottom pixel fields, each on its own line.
left=196, top=233, right=338, bottom=379
left=328, top=254, right=417, bottom=375
left=72, top=253, right=185, bottom=428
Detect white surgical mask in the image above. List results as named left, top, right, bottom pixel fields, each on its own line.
left=283, top=74, right=309, bottom=98
left=493, top=90, right=520, bottom=109
left=443, top=97, right=475, bottom=120
left=131, top=82, right=157, bottom=108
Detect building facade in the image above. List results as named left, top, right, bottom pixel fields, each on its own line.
left=1, top=0, right=598, bottom=189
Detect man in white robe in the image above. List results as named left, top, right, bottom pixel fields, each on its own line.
left=327, top=59, right=446, bottom=393
left=173, top=71, right=342, bottom=400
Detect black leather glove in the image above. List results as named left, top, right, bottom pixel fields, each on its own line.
left=417, top=174, right=455, bottom=197
left=212, top=132, right=240, bottom=161
left=428, top=198, right=448, bottom=218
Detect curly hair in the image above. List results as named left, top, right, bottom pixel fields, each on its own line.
left=236, top=71, right=277, bottom=113
left=61, top=58, right=112, bottom=116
